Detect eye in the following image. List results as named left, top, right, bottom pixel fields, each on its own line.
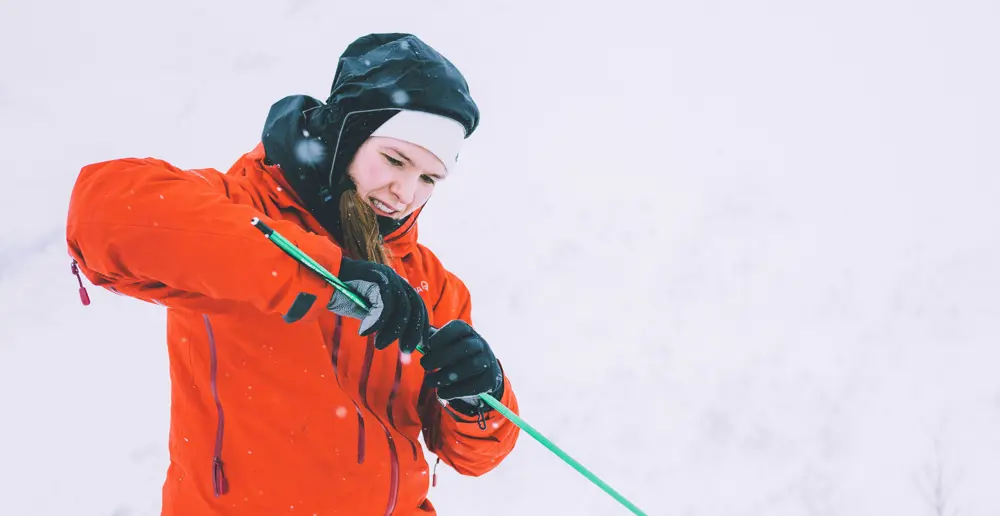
left=420, top=175, right=437, bottom=185
left=382, top=153, right=404, bottom=167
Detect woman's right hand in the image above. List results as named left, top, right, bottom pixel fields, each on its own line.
left=327, top=256, right=430, bottom=354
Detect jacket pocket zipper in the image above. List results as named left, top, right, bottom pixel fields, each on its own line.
left=358, top=335, right=401, bottom=516
left=332, top=316, right=367, bottom=464
left=204, top=315, right=230, bottom=496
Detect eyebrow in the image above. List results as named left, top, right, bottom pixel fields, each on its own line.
left=385, top=146, right=414, bottom=166
left=385, top=146, right=447, bottom=179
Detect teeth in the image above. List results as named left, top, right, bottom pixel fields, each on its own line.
left=371, top=198, right=396, bottom=214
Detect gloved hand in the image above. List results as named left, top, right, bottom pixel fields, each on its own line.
left=420, top=320, right=505, bottom=416
left=327, top=256, right=430, bottom=353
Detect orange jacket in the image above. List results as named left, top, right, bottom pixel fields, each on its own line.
left=65, top=144, right=520, bottom=515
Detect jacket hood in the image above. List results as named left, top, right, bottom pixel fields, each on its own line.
left=326, top=33, right=479, bottom=133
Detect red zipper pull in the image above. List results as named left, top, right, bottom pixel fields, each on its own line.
left=70, top=260, right=91, bottom=306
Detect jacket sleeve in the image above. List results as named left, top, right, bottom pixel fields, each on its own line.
left=65, top=157, right=343, bottom=322
left=418, top=264, right=520, bottom=477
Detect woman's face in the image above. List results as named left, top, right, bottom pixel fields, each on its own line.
left=347, top=136, right=449, bottom=219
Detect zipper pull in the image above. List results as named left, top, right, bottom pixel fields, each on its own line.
left=432, top=456, right=441, bottom=487
left=70, top=260, right=91, bottom=306
left=212, top=457, right=230, bottom=496
left=476, top=404, right=487, bottom=431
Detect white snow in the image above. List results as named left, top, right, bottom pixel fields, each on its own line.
left=391, top=90, right=411, bottom=106
left=294, top=138, right=326, bottom=165
left=2, top=1, right=999, bottom=515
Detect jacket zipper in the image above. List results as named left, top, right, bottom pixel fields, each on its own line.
left=332, top=316, right=367, bottom=464
left=204, top=315, right=230, bottom=496
left=358, top=335, right=401, bottom=516
left=386, top=351, right=418, bottom=460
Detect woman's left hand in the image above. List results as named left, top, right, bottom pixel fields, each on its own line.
left=420, top=320, right=504, bottom=415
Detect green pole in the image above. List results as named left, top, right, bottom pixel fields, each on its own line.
left=251, top=217, right=648, bottom=515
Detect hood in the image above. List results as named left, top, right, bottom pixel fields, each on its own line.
left=319, top=32, right=480, bottom=187
left=260, top=33, right=479, bottom=246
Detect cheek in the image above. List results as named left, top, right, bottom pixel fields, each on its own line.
left=415, top=183, right=435, bottom=205
left=401, top=184, right=435, bottom=216
left=349, top=161, right=391, bottom=196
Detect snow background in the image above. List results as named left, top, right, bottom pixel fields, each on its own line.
left=2, top=0, right=999, bottom=515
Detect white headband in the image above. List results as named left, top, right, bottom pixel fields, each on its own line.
left=370, top=109, right=467, bottom=173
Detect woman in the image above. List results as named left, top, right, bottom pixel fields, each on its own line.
left=66, top=33, right=519, bottom=516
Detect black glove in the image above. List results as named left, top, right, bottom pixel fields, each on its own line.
left=327, top=256, right=430, bottom=353
left=420, top=320, right=504, bottom=417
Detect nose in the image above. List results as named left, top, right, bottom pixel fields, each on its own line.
left=388, top=174, right=418, bottom=205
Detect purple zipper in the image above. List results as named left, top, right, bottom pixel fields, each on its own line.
left=204, top=315, right=230, bottom=497
left=385, top=432, right=400, bottom=516
left=358, top=335, right=401, bottom=516
left=386, top=351, right=418, bottom=460
left=332, top=316, right=367, bottom=464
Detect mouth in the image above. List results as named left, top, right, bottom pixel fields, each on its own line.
left=369, top=197, right=401, bottom=217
